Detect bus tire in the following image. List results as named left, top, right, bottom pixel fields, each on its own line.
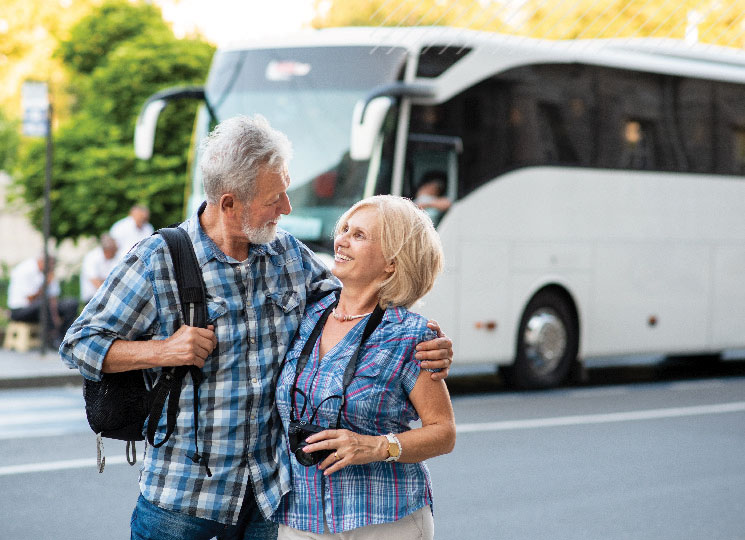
left=505, top=290, right=579, bottom=390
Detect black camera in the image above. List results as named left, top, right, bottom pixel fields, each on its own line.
left=288, top=421, right=332, bottom=467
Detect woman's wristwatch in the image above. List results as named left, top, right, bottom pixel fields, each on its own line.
left=384, top=433, right=402, bottom=462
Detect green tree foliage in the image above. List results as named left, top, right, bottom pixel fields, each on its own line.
left=57, top=0, right=171, bottom=75
left=12, top=0, right=214, bottom=242
left=0, top=109, right=20, bottom=172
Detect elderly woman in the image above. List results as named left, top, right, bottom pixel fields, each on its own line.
left=273, top=195, right=456, bottom=539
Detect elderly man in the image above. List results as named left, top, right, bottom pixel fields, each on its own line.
left=60, top=115, right=452, bottom=540
left=79, top=233, right=118, bottom=303
left=109, top=203, right=154, bottom=259
left=8, top=253, right=78, bottom=347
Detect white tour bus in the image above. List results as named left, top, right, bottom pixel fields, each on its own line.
left=135, top=27, right=745, bottom=388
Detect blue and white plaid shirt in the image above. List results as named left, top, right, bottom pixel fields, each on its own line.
left=273, top=292, right=438, bottom=533
left=60, top=206, right=339, bottom=525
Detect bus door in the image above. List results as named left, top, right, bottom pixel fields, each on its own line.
left=401, top=134, right=464, bottom=353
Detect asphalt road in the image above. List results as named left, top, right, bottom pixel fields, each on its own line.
left=434, top=367, right=745, bottom=540
left=1, top=361, right=743, bottom=540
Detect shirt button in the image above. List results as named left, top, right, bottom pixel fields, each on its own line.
left=252, top=378, right=258, bottom=384
left=250, top=338, right=256, bottom=344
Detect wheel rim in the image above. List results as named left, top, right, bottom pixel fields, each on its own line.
left=522, top=308, right=568, bottom=376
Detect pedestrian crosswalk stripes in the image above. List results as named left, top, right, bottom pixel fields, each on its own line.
left=0, top=387, right=88, bottom=440
left=0, top=455, right=130, bottom=476
left=0, top=410, right=85, bottom=427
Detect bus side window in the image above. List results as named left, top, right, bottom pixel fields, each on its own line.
left=734, top=129, right=745, bottom=175
left=537, top=102, right=579, bottom=165
left=677, top=78, right=713, bottom=174
left=713, top=82, right=745, bottom=175
left=531, top=64, right=593, bottom=168
left=419, top=79, right=507, bottom=199
left=595, top=67, right=669, bottom=171
left=508, top=95, right=540, bottom=166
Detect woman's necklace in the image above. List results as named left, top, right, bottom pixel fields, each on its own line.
left=331, top=307, right=372, bottom=322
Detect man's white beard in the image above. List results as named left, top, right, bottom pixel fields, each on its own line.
left=243, top=222, right=278, bottom=245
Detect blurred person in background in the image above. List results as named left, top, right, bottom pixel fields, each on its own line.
left=414, top=170, right=451, bottom=225
left=7, top=253, right=79, bottom=347
left=79, top=233, right=118, bottom=303
left=110, top=204, right=154, bottom=259
left=273, top=195, right=456, bottom=540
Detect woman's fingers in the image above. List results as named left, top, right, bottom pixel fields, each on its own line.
left=321, top=452, right=346, bottom=475
left=301, top=430, right=348, bottom=474
left=304, top=432, right=385, bottom=475
left=303, top=429, right=338, bottom=445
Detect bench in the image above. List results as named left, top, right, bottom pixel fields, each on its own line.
left=3, top=321, right=41, bottom=352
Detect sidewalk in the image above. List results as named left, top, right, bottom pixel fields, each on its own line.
left=0, top=347, right=82, bottom=389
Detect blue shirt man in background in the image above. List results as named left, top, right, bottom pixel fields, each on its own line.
left=60, top=114, right=453, bottom=540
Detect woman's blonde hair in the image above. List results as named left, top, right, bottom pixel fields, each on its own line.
left=334, top=195, right=444, bottom=309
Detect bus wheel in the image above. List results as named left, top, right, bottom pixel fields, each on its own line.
left=506, top=290, right=578, bottom=389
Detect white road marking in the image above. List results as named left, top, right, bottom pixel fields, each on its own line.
left=0, top=427, right=88, bottom=440
left=456, top=402, right=745, bottom=433
left=6, top=403, right=744, bottom=475
left=0, top=388, right=89, bottom=439
left=669, top=381, right=726, bottom=391
left=0, top=455, right=131, bottom=476
left=0, top=410, right=85, bottom=426
left=0, top=396, right=81, bottom=410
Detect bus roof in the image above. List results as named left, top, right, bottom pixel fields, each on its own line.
left=220, top=27, right=745, bottom=101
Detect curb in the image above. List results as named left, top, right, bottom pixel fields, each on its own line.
left=0, top=373, right=82, bottom=390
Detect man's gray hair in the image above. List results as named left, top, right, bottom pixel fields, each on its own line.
left=200, top=114, right=292, bottom=204
left=100, top=233, right=117, bottom=250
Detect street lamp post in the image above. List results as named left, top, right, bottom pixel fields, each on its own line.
left=21, top=81, right=53, bottom=355
left=40, top=101, right=53, bottom=355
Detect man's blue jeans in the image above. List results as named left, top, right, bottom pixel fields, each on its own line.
left=130, top=493, right=278, bottom=540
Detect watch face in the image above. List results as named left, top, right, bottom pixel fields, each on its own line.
left=388, top=442, right=400, bottom=457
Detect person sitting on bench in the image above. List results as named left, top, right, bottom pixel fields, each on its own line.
left=7, top=254, right=78, bottom=348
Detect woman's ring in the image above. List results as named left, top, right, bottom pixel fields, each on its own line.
left=334, top=452, right=340, bottom=460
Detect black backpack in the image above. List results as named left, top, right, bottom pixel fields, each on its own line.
left=83, top=226, right=211, bottom=476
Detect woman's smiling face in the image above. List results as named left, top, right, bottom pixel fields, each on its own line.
left=332, top=206, right=394, bottom=287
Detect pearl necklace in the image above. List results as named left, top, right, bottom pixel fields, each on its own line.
left=332, top=308, right=372, bottom=322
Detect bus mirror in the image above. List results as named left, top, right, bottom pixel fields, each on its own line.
left=350, top=97, right=393, bottom=161
left=134, top=85, right=211, bottom=160
left=134, top=99, right=167, bottom=160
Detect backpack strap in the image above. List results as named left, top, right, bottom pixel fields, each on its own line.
left=158, top=227, right=208, bottom=328
left=146, top=226, right=212, bottom=476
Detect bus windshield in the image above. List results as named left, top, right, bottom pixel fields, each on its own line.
left=200, top=46, right=407, bottom=248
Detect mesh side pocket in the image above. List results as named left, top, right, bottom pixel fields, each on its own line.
left=83, top=371, right=150, bottom=441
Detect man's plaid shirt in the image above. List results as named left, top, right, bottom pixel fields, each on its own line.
left=60, top=207, right=339, bottom=525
